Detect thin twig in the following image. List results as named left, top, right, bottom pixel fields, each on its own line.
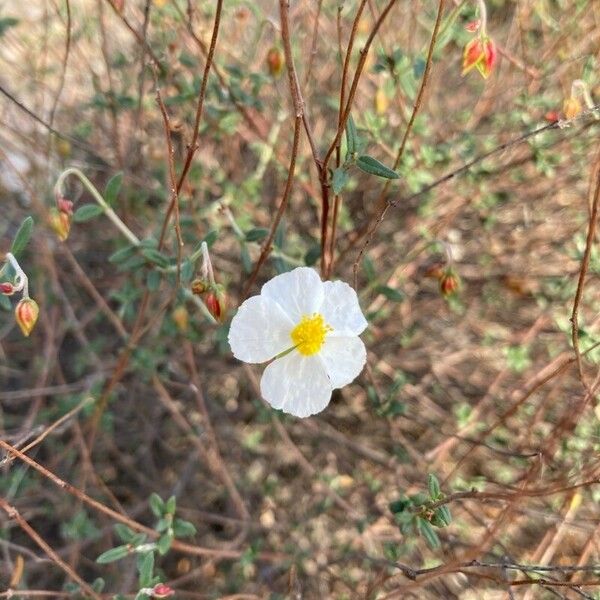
left=352, top=0, right=446, bottom=287
left=570, top=153, right=600, bottom=392
left=0, top=498, right=102, bottom=600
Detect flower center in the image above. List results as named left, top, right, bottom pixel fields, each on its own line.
left=290, top=313, right=331, bottom=356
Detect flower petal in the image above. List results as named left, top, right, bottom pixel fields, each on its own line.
left=228, top=295, right=294, bottom=363
left=261, top=267, right=324, bottom=322
left=320, top=281, right=367, bottom=336
left=260, top=352, right=332, bottom=417
left=320, top=335, right=366, bottom=389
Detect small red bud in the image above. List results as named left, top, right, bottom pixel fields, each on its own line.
left=0, top=282, right=15, bottom=295
left=439, top=270, right=460, bottom=297
left=544, top=110, right=560, bottom=123
left=56, top=197, right=74, bottom=215
left=266, top=47, right=284, bottom=77
left=152, top=583, right=175, bottom=598
left=15, top=298, right=39, bottom=337
left=462, top=36, right=497, bottom=79
left=205, top=289, right=226, bottom=322
left=465, top=19, right=481, bottom=33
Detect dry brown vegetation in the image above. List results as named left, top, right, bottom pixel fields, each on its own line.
left=1, top=1, right=600, bottom=598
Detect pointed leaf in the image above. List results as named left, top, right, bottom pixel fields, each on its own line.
left=356, top=155, right=400, bottom=179
left=10, top=216, right=34, bottom=256
left=74, top=204, right=105, bottom=222
left=428, top=474, right=441, bottom=499
left=332, top=167, right=349, bottom=195
left=96, top=545, right=130, bottom=564
left=104, top=172, right=123, bottom=206
left=345, top=114, right=358, bottom=156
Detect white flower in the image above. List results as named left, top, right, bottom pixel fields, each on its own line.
left=228, top=267, right=367, bottom=418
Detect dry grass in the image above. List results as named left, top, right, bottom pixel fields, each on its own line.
left=1, top=1, right=600, bottom=598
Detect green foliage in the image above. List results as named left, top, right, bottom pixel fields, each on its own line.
left=73, top=204, right=104, bottom=222
left=104, top=172, right=124, bottom=206
left=389, top=474, right=452, bottom=550
left=10, top=216, right=33, bottom=257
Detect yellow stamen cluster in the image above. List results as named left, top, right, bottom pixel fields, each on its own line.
left=290, top=313, right=332, bottom=356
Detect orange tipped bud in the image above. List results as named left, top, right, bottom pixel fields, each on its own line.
left=266, top=47, right=284, bottom=77
left=375, top=87, right=389, bottom=115
left=440, top=270, right=460, bottom=297
left=562, top=96, right=582, bottom=120
left=49, top=207, right=71, bottom=242
left=172, top=305, right=189, bottom=333
left=15, top=298, right=39, bottom=337
left=191, top=278, right=209, bottom=295
left=462, top=36, right=497, bottom=79
left=544, top=110, right=560, bottom=123
left=205, top=289, right=226, bottom=322
left=0, top=282, right=15, bottom=295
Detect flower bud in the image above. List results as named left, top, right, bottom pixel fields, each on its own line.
left=15, top=298, right=39, bottom=337
left=375, top=87, right=389, bottom=115
left=465, top=19, right=481, bottom=33
left=49, top=207, right=71, bottom=242
left=266, top=47, right=284, bottom=77
left=462, top=36, right=497, bottom=79
left=0, top=282, right=15, bottom=295
left=205, top=288, right=226, bottom=322
left=544, top=110, right=560, bottom=123
left=152, top=584, right=175, bottom=598
left=562, top=96, right=582, bottom=120
left=56, top=139, right=72, bottom=159
left=191, top=278, right=209, bottom=295
left=172, top=305, right=189, bottom=333
left=56, top=197, right=74, bottom=215
left=439, top=270, right=460, bottom=297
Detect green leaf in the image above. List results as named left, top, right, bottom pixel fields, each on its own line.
left=240, top=244, right=252, bottom=273
left=138, top=552, right=155, bottom=587
left=91, top=578, right=105, bottom=593
left=109, top=245, right=137, bottom=264
left=356, top=155, right=400, bottom=179
left=114, top=524, right=137, bottom=543
left=417, top=518, right=440, bottom=549
left=146, top=270, right=161, bottom=291
left=437, top=505, right=452, bottom=527
left=10, top=216, right=34, bottom=256
left=389, top=498, right=411, bottom=514
left=203, top=229, right=218, bottom=247
left=181, top=259, right=194, bottom=283
left=304, top=245, right=321, bottom=267
left=0, top=17, right=19, bottom=37
left=74, top=204, right=105, bottom=222
left=157, top=530, right=174, bottom=555
left=332, top=167, right=349, bottom=195
left=173, top=518, right=197, bottom=538
left=0, top=294, right=11, bottom=311
left=345, top=114, right=358, bottom=156
left=245, top=227, right=269, bottom=243
left=376, top=285, right=404, bottom=302
left=141, top=248, right=169, bottom=268
left=104, top=172, right=123, bottom=206
left=96, top=545, right=130, bottom=564
left=156, top=517, right=169, bottom=533
left=149, top=493, right=164, bottom=518
left=428, top=474, right=441, bottom=499
left=432, top=505, right=452, bottom=528
left=165, top=496, right=176, bottom=515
